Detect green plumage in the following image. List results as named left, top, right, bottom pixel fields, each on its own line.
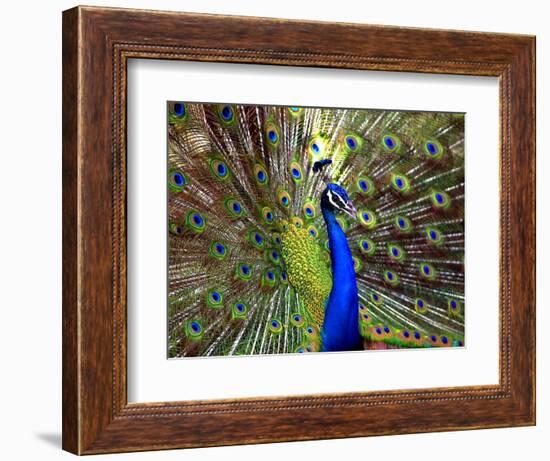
left=168, top=102, right=465, bottom=357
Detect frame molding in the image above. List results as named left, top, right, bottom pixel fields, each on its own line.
left=62, top=6, right=535, bottom=454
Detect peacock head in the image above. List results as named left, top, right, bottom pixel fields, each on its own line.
left=321, top=183, right=357, bottom=219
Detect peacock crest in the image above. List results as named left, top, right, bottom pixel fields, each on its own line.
left=168, top=102, right=465, bottom=357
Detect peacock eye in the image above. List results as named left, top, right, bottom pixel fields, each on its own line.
left=391, top=173, right=410, bottom=193
left=209, top=158, right=231, bottom=181
left=168, top=169, right=187, bottom=192
left=209, top=241, right=228, bottom=260
left=431, top=190, right=451, bottom=209
left=254, top=163, right=269, bottom=185
left=206, top=289, right=223, bottom=308
left=289, top=161, right=303, bottom=182
left=394, top=215, right=412, bottom=232
left=185, top=320, right=204, bottom=339
left=423, top=139, right=443, bottom=159
left=264, top=120, right=281, bottom=147
left=382, top=133, right=401, bottom=152
left=218, top=104, right=235, bottom=124
left=358, top=209, right=377, bottom=228
left=307, top=135, right=326, bottom=157
left=307, top=225, right=318, bottom=238
left=232, top=301, right=249, bottom=319
left=415, top=298, right=428, bottom=313
left=186, top=210, right=206, bottom=233
left=420, top=263, right=437, bottom=280
left=173, top=103, right=185, bottom=117
left=303, top=201, right=317, bottom=219
left=268, top=318, right=283, bottom=334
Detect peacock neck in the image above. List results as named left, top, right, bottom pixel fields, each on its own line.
left=322, top=208, right=355, bottom=278
left=321, top=206, right=360, bottom=351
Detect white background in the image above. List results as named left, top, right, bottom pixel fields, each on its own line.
left=0, top=0, right=546, bottom=460
left=128, top=61, right=499, bottom=402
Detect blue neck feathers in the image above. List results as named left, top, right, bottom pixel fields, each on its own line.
left=321, top=207, right=361, bottom=351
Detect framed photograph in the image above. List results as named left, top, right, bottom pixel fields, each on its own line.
left=62, top=6, right=535, bottom=455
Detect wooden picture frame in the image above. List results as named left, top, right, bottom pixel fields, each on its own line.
left=62, top=5, right=536, bottom=455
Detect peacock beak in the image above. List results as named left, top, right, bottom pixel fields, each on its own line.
left=343, top=201, right=357, bottom=220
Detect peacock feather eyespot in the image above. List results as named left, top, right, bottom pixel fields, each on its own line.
left=431, top=190, right=451, bottom=209
left=307, top=135, right=327, bottom=158
left=388, top=243, right=405, bottom=262
left=305, top=341, right=320, bottom=353
left=390, top=173, right=411, bottom=193
left=248, top=230, right=265, bottom=250
left=265, top=121, right=281, bottom=148
left=291, top=216, right=304, bottom=228
left=261, top=268, right=278, bottom=288
left=353, top=256, right=363, bottom=273
left=358, top=209, right=377, bottom=229
left=209, top=241, right=228, bottom=260
left=356, top=176, right=375, bottom=196
left=415, top=297, right=428, bottom=314
left=358, top=302, right=367, bottom=312
left=448, top=298, right=462, bottom=316
left=394, top=215, right=412, bottom=232
left=381, top=133, right=401, bottom=153
left=290, top=313, right=305, bottom=327
left=280, top=271, right=288, bottom=284
left=289, top=161, right=304, bottom=183
left=383, top=269, right=400, bottom=286
left=261, top=206, right=275, bottom=224
left=278, top=220, right=289, bottom=233
left=206, top=289, right=223, bottom=308
left=370, top=292, right=383, bottom=306
left=441, top=335, right=449, bottom=345
left=423, top=139, right=444, bottom=159
left=224, top=197, right=245, bottom=218
left=307, top=224, right=318, bottom=239
left=277, top=188, right=292, bottom=208
left=169, top=102, right=189, bottom=123
left=169, top=222, right=184, bottom=236
left=184, top=320, right=204, bottom=340
left=209, top=158, right=231, bottom=181
left=266, top=248, right=281, bottom=265
left=216, top=104, right=236, bottom=125
left=235, top=262, right=253, bottom=281
left=305, top=325, right=319, bottom=338
left=303, top=200, right=317, bottom=220
left=168, top=168, right=187, bottom=192
left=420, top=263, right=437, bottom=280
left=294, top=345, right=307, bottom=353
left=358, top=238, right=376, bottom=256
left=231, top=301, right=249, bottom=319
left=361, top=313, right=371, bottom=324
left=288, top=106, right=303, bottom=117
left=185, top=210, right=206, bottom=233
left=253, top=163, right=269, bottom=186
left=271, top=232, right=282, bottom=246
left=426, top=226, right=443, bottom=245
left=343, top=132, right=363, bottom=153
left=399, top=330, right=411, bottom=341
left=268, top=318, right=283, bottom=334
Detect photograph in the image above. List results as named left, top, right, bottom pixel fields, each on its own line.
left=167, top=102, right=465, bottom=358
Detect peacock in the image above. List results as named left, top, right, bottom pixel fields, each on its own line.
left=167, top=102, right=465, bottom=358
